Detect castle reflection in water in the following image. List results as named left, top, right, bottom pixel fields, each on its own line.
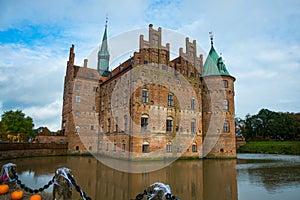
left=2, top=156, right=237, bottom=200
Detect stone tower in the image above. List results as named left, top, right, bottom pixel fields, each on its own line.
left=97, top=19, right=110, bottom=77
left=201, top=34, right=236, bottom=158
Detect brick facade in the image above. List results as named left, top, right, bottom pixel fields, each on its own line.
left=61, top=24, right=236, bottom=159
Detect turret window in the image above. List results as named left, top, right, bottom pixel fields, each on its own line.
left=223, top=100, right=229, bottom=110
left=142, top=89, right=149, bottom=103
left=223, top=121, right=230, bottom=132
left=168, top=93, right=174, bottom=106
left=75, top=96, right=81, bottom=103
left=222, top=80, right=228, bottom=88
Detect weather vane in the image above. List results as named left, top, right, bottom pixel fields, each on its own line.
left=105, top=14, right=108, bottom=28
left=209, top=31, right=213, bottom=46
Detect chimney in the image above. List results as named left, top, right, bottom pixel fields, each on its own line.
left=83, top=59, right=88, bottom=68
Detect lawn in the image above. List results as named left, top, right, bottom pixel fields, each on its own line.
left=237, top=141, right=300, bottom=155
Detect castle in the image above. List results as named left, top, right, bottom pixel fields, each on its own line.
left=61, top=24, right=236, bottom=159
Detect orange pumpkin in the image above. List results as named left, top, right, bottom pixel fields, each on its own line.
left=30, top=194, right=42, bottom=200
left=10, top=190, right=24, bottom=200
left=0, top=184, right=9, bottom=194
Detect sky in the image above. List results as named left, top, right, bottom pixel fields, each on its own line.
left=0, top=0, right=300, bottom=131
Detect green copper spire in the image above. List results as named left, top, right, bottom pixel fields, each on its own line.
left=97, top=17, right=110, bottom=77
left=203, top=33, right=231, bottom=77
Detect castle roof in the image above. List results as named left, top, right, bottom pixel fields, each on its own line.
left=203, top=43, right=231, bottom=77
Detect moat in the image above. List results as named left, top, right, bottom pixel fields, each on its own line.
left=1, top=154, right=300, bottom=200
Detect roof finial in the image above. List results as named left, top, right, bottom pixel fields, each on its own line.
left=209, top=31, right=213, bottom=46
left=105, top=14, right=108, bottom=28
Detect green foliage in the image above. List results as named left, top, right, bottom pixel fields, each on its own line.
left=0, top=110, right=34, bottom=136
left=236, top=109, right=300, bottom=141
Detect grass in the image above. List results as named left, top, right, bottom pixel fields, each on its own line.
left=237, top=141, right=300, bottom=155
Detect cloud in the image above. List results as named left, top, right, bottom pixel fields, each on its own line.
left=23, top=99, right=62, bottom=131
left=0, top=0, right=300, bottom=131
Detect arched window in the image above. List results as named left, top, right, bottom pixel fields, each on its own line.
left=106, top=141, right=109, bottom=151
left=99, top=140, right=102, bottom=150
left=166, top=141, right=172, bottom=153
left=124, top=115, right=128, bottom=132
left=123, top=90, right=128, bottom=105
left=191, top=98, right=196, bottom=110
left=115, top=94, right=119, bottom=107
left=75, top=126, right=80, bottom=134
left=107, top=118, right=111, bottom=133
left=142, top=141, right=150, bottom=153
left=122, top=140, right=126, bottom=152
left=141, top=114, right=149, bottom=131
left=191, top=119, right=196, bottom=134
left=168, top=93, right=174, bottom=106
left=192, top=142, right=197, bottom=152
left=115, top=117, right=118, bottom=132
left=113, top=140, right=117, bottom=151
left=166, top=117, right=173, bottom=133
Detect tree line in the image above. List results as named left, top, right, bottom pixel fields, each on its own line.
left=236, top=109, right=300, bottom=141
left=0, top=110, right=35, bottom=141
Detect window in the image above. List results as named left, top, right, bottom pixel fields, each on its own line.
left=113, top=140, right=117, bottom=151
left=115, top=117, right=118, bottom=132
left=141, top=115, right=149, bottom=131
left=223, top=121, right=230, bottom=132
left=168, top=93, right=174, bottom=106
left=124, top=115, right=128, bottom=132
left=192, top=143, right=197, bottom=152
left=106, top=141, right=109, bottom=151
left=166, top=117, right=173, bottom=133
left=115, top=94, right=119, bottom=107
left=92, top=106, right=95, bottom=111
left=222, top=80, right=228, bottom=88
left=75, top=84, right=82, bottom=90
left=93, top=86, right=98, bottom=92
left=191, top=119, right=196, bottom=134
left=75, top=146, right=79, bottom=151
left=75, top=96, right=81, bottom=103
left=101, top=100, right=104, bottom=111
left=123, top=90, right=128, bottom=105
left=89, top=146, right=92, bottom=151
left=144, top=60, right=148, bottom=64
left=141, top=71, right=145, bottom=76
left=122, top=140, right=126, bottom=152
left=223, top=100, right=229, bottom=110
left=108, top=118, right=111, bottom=133
left=191, top=98, right=196, bottom=110
left=75, top=111, right=79, bottom=116
left=142, top=142, right=150, bottom=153
left=142, top=89, right=148, bottom=103
left=99, top=141, right=102, bottom=150
left=91, top=125, right=94, bottom=130
left=75, top=126, right=80, bottom=134
left=166, top=142, right=172, bottom=153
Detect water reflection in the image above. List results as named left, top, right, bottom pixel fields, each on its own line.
left=0, top=157, right=237, bottom=200
left=2, top=154, right=300, bottom=200
left=237, top=154, right=300, bottom=200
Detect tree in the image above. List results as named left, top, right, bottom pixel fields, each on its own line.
left=0, top=110, right=34, bottom=137
left=240, top=109, right=299, bottom=141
